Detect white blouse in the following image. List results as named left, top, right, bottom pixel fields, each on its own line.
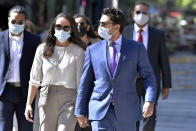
left=29, top=43, right=85, bottom=90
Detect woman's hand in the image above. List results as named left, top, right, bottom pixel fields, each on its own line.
left=25, top=104, right=34, bottom=122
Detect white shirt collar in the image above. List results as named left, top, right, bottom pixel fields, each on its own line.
left=134, top=23, right=148, bottom=33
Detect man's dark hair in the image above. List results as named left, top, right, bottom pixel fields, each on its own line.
left=8, top=5, right=27, bottom=19
left=135, top=1, right=150, bottom=8
left=102, top=7, right=125, bottom=33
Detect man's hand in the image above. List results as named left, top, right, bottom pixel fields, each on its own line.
left=162, top=88, right=169, bottom=100
left=143, top=101, right=154, bottom=118
left=77, top=116, right=89, bottom=128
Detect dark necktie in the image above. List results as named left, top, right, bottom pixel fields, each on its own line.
left=138, top=29, right=143, bottom=43
left=137, top=29, right=143, bottom=79
left=109, top=42, right=117, bottom=77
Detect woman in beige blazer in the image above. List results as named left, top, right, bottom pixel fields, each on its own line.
left=25, top=13, right=86, bottom=131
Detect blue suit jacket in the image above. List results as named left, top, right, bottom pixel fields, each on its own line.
left=75, top=37, right=156, bottom=122
left=0, top=29, right=41, bottom=96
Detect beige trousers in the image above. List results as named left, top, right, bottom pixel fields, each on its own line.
left=39, top=85, right=77, bottom=131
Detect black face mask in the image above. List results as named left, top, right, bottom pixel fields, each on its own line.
left=78, top=25, right=87, bottom=37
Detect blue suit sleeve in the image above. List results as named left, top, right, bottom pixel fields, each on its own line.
left=75, top=47, right=95, bottom=116
left=137, top=45, right=157, bottom=103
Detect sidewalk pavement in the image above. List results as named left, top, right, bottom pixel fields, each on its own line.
left=156, top=52, right=196, bottom=131
left=156, top=87, right=196, bottom=131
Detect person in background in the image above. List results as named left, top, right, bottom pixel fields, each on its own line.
left=25, top=20, right=35, bottom=33
left=75, top=7, right=157, bottom=131
left=122, top=1, right=172, bottom=131
left=25, top=13, right=86, bottom=131
left=74, top=14, right=100, bottom=47
left=0, top=5, right=41, bottom=131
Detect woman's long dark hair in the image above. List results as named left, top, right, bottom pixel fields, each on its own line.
left=43, top=13, right=86, bottom=58
left=74, top=14, right=98, bottom=38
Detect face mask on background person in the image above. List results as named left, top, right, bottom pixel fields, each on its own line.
left=9, top=23, right=24, bottom=35
left=54, top=29, right=71, bottom=43
left=78, top=25, right=87, bottom=37
left=133, top=13, right=149, bottom=26
left=98, top=26, right=113, bottom=41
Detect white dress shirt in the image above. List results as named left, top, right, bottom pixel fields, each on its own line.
left=7, top=32, right=24, bottom=82
left=133, top=23, right=148, bottom=50
left=29, top=43, right=85, bottom=90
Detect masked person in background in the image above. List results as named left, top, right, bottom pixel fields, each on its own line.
left=0, top=5, right=41, bottom=131
left=123, top=1, right=172, bottom=131
left=25, top=13, right=86, bottom=131
left=74, top=14, right=100, bottom=47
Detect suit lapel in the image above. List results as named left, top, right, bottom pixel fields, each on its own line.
left=130, top=25, right=134, bottom=40
left=147, top=27, right=153, bottom=56
left=102, top=40, right=112, bottom=79
left=21, top=30, right=28, bottom=57
left=114, top=37, right=127, bottom=77
left=3, top=30, right=10, bottom=60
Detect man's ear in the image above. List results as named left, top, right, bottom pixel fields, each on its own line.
left=23, top=19, right=26, bottom=25
left=87, top=25, right=90, bottom=31
left=148, top=12, right=151, bottom=18
left=115, top=24, right=120, bottom=32
left=132, top=11, right=135, bottom=18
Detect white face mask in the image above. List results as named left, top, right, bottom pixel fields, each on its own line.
left=98, top=26, right=112, bottom=41
left=9, top=23, right=24, bottom=35
left=54, top=29, right=71, bottom=43
left=133, top=14, right=149, bottom=26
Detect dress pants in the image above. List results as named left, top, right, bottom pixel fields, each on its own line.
left=0, top=85, right=33, bottom=131
left=136, top=79, right=160, bottom=131
left=39, top=85, right=77, bottom=131
left=91, top=104, right=136, bottom=131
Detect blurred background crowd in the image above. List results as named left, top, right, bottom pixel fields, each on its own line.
left=1, top=0, right=196, bottom=54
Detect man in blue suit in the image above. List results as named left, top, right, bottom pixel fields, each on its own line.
left=0, top=5, right=40, bottom=131
left=75, top=7, right=157, bottom=131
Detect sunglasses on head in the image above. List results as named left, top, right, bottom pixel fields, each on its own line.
left=136, top=11, right=148, bottom=15
left=55, top=24, right=71, bottom=31
left=11, top=20, right=24, bottom=25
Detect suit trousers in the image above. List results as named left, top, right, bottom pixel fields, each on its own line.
left=39, top=85, right=77, bottom=131
left=74, top=121, right=92, bottom=131
left=0, top=85, right=33, bottom=131
left=136, top=79, right=159, bottom=131
left=91, top=104, right=136, bottom=131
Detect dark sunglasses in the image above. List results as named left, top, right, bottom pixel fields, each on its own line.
left=136, top=11, right=148, bottom=15
left=54, top=24, right=71, bottom=31
left=76, top=22, right=86, bottom=27
left=11, top=20, right=24, bottom=25
left=98, top=21, right=114, bottom=27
